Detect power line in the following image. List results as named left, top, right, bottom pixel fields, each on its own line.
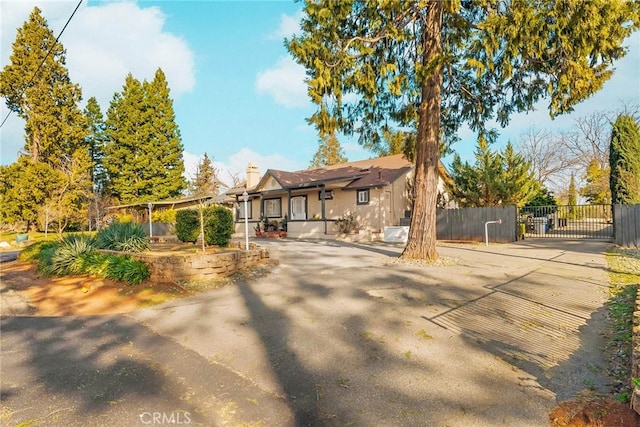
left=0, top=0, right=84, bottom=129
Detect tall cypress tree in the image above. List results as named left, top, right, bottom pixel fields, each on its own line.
left=104, top=69, right=186, bottom=203
left=610, top=114, right=640, bottom=204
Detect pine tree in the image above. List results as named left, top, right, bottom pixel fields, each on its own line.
left=310, top=132, right=347, bottom=168
left=448, top=140, right=538, bottom=207
left=143, top=68, right=186, bottom=199
left=104, top=74, right=146, bottom=202
left=189, top=153, right=220, bottom=197
left=288, top=1, right=640, bottom=261
left=378, top=130, right=417, bottom=161
left=84, top=97, right=107, bottom=191
left=104, top=69, right=186, bottom=203
left=0, top=7, right=91, bottom=231
left=610, top=115, right=640, bottom=204
left=0, top=7, right=87, bottom=168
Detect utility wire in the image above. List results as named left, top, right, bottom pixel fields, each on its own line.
left=0, top=0, right=84, bottom=129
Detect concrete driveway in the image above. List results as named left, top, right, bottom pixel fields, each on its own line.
left=1, top=239, right=612, bottom=426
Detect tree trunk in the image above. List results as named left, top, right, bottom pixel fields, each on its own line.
left=401, top=2, right=443, bottom=261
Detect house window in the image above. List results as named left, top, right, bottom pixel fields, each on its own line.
left=318, top=190, right=333, bottom=200
left=264, top=198, right=282, bottom=218
left=238, top=199, right=252, bottom=219
left=357, top=189, right=370, bottom=205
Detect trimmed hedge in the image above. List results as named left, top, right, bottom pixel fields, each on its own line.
left=175, top=209, right=200, bottom=243
left=204, top=206, right=234, bottom=246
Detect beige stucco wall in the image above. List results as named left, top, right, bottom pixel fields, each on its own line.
left=232, top=170, right=452, bottom=238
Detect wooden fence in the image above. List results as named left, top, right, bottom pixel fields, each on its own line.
left=614, top=204, right=640, bottom=248
left=436, top=206, right=517, bottom=243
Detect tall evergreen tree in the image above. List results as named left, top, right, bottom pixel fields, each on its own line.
left=143, top=69, right=186, bottom=198
left=448, top=140, right=538, bottom=207
left=104, top=69, right=186, bottom=203
left=610, top=114, right=640, bottom=204
left=0, top=6, right=91, bottom=231
left=568, top=173, right=578, bottom=218
left=288, top=0, right=639, bottom=261
left=309, top=132, right=347, bottom=168
left=378, top=129, right=417, bottom=161
left=189, top=153, right=220, bottom=197
left=0, top=7, right=87, bottom=168
left=84, top=97, right=107, bottom=191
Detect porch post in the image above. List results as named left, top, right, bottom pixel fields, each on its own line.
left=320, top=185, right=327, bottom=234
left=287, top=189, right=292, bottom=219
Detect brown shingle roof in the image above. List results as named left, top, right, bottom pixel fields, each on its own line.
left=261, top=154, right=414, bottom=190
left=226, top=154, right=451, bottom=195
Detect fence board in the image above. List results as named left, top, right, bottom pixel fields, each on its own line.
left=614, top=204, right=640, bottom=248
left=436, top=206, right=516, bottom=243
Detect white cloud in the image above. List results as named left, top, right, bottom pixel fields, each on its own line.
left=228, top=147, right=301, bottom=175
left=1, top=1, right=196, bottom=165
left=268, top=10, right=303, bottom=40
left=183, top=148, right=302, bottom=189
left=256, top=56, right=309, bottom=108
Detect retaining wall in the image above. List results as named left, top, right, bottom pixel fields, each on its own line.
left=632, top=289, right=640, bottom=414
left=101, top=247, right=269, bottom=283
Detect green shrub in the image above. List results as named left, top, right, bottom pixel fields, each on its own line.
left=152, top=208, right=177, bottom=224
left=16, top=232, right=149, bottom=285
left=36, top=244, right=58, bottom=275
left=175, top=209, right=200, bottom=243
left=19, top=241, right=58, bottom=262
left=103, top=254, right=150, bottom=285
left=203, top=206, right=234, bottom=246
left=79, top=251, right=111, bottom=276
left=47, top=233, right=95, bottom=275
left=95, top=222, right=149, bottom=252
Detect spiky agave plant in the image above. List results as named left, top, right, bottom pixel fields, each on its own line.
left=95, top=222, right=149, bottom=253
left=46, top=233, right=96, bottom=276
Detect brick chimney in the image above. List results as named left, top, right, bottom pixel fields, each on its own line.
left=246, top=162, right=260, bottom=190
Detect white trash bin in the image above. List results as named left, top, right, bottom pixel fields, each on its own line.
left=533, top=217, right=547, bottom=234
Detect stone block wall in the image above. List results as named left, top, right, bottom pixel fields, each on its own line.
left=100, top=248, right=269, bottom=283
left=631, top=288, right=640, bottom=414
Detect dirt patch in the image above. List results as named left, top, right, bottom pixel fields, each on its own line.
left=550, top=394, right=640, bottom=426
left=0, top=261, right=190, bottom=316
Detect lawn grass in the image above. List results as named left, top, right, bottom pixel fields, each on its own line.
left=605, top=248, right=640, bottom=402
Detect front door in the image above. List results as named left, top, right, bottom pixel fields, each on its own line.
left=290, top=196, right=307, bottom=220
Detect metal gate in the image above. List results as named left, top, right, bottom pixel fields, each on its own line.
left=517, top=204, right=613, bottom=240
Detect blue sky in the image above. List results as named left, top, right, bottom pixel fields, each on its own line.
left=1, top=1, right=639, bottom=186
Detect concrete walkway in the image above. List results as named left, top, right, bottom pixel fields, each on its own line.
left=1, top=239, right=613, bottom=426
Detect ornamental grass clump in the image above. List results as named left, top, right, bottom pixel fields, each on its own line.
left=95, top=222, right=149, bottom=252
left=103, top=254, right=150, bottom=285
left=18, top=232, right=150, bottom=285
left=45, top=233, right=95, bottom=275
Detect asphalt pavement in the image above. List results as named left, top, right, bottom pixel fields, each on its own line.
left=1, top=238, right=613, bottom=426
